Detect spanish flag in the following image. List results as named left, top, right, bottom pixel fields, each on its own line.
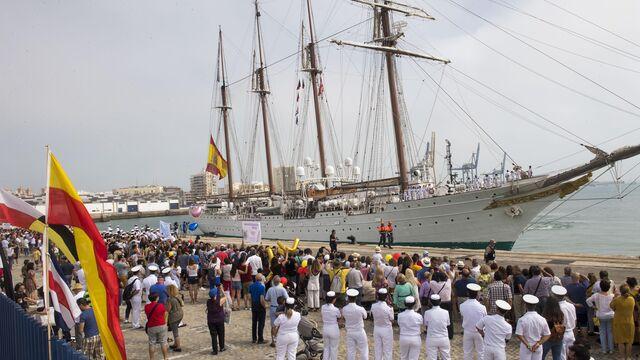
left=206, top=134, right=228, bottom=178
left=47, top=152, right=126, bottom=360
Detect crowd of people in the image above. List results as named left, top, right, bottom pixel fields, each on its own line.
left=1, top=225, right=639, bottom=360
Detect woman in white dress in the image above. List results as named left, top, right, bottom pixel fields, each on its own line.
left=307, top=260, right=321, bottom=311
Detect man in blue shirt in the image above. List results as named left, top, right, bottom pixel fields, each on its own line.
left=249, top=274, right=267, bottom=343
left=264, top=275, right=288, bottom=346
left=77, top=298, right=103, bottom=359
left=566, top=272, right=589, bottom=333
left=149, top=276, right=168, bottom=304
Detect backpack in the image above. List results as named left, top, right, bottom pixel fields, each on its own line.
left=123, top=278, right=138, bottom=301
left=330, top=269, right=344, bottom=293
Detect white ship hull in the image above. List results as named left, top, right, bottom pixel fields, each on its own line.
left=197, top=177, right=568, bottom=250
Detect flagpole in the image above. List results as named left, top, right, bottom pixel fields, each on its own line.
left=43, top=145, right=52, bottom=360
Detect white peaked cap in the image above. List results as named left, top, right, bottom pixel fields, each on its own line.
left=285, top=298, right=295, bottom=305
left=148, top=265, right=159, bottom=271
left=551, top=285, right=567, bottom=296
left=496, top=299, right=512, bottom=311
left=161, top=267, right=171, bottom=274
left=326, top=291, right=336, bottom=297
left=466, top=283, right=481, bottom=292
left=131, top=265, right=142, bottom=272
left=377, top=288, right=388, bottom=295
left=523, top=294, right=539, bottom=305
left=346, top=288, right=359, bottom=297
left=430, top=294, right=441, bottom=301
left=405, top=296, right=415, bottom=304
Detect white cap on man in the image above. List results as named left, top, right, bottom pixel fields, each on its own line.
left=148, top=264, right=159, bottom=272
left=496, top=299, right=512, bottom=311
left=466, top=283, right=481, bottom=292
left=326, top=291, right=336, bottom=298
left=377, top=288, right=388, bottom=295
left=551, top=285, right=568, bottom=296
left=346, top=288, right=359, bottom=297
left=405, top=296, right=416, bottom=305
left=161, top=267, right=171, bottom=275
left=285, top=298, right=295, bottom=305
left=430, top=294, right=441, bottom=301
left=523, top=294, right=539, bottom=305
left=131, top=265, right=142, bottom=273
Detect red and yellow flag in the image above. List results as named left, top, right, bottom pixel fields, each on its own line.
left=206, top=134, right=228, bottom=178
left=47, top=152, right=126, bottom=360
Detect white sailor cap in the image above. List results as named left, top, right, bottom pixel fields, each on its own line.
left=148, top=265, right=159, bottom=272
left=495, top=299, right=512, bottom=311
left=161, top=267, right=171, bottom=274
left=457, top=260, right=465, bottom=268
left=405, top=296, right=416, bottom=304
left=430, top=294, right=441, bottom=301
left=466, top=283, right=481, bottom=292
left=285, top=298, right=295, bottom=305
left=346, top=288, right=359, bottom=297
left=326, top=291, right=336, bottom=298
left=377, top=288, right=388, bottom=295
left=131, top=265, right=142, bottom=273
left=551, top=285, right=567, bottom=296
left=523, top=294, right=539, bottom=305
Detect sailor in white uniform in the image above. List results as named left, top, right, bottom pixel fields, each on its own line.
left=459, top=283, right=487, bottom=360
left=423, top=294, right=451, bottom=360
left=552, top=285, right=576, bottom=360
left=162, top=267, right=177, bottom=288
left=142, top=264, right=159, bottom=303
left=127, top=265, right=143, bottom=329
left=321, top=291, right=342, bottom=360
left=371, top=288, right=394, bottom=360
left=476, top=299, right=513, bottom=360
left=397, top=295, right=422, bottom=360
left=342, top=288, right=369, bottom=360
left=516, top=295, right=551, bottom=360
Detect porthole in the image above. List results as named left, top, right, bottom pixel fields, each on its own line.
left=433, top=202, right=436, bottom=205
left=475, top=196, right=479, bottom=199
left=368, top=227, right=371, bottom=230
left=418, top=223, right=422, bottom=226
left=393, top=206, right=397, bottom=210
left=489, top=214, right=493, bottom=217
left=466, top=217, right=470, bottom=220
left=448, top=199, right=451, bottom=203
left=408, top=224, right=412, bottom=227
left=435, top=221, right=438, bottom=224
left=450, top=219, right=454, bottom=222
left=408, top=205, right=411, bottom=208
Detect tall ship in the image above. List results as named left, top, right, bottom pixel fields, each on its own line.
left=195, top=0, right=640, bottom=250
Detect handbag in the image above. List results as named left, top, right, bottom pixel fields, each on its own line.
left=223, top=293, right=232, bottom=324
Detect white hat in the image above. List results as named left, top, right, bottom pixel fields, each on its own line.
left=324, top=255, right=330, bottom=261
left=466, top=283, right=481, bottom=292
left=523, top=294, right=539, bottom=305
left=131, top=265, right=142, bottom=272
left=161, top=267, right=171, bottom=274
left=496, top=299, right=512, bottom=311
left=346, top=288, right=359, bottom=297
left=430, top=294, right=441, bottom=301
left=148, top=264, right=159, bottom=272
left=377, top=288, right=388, bottom=295
left=423, top=250, right=429, bottom=256
left=326, top=291, right=336, bottom=298
left=421, top=258, right=431, bottom=267
left=551, top=285, right=567, bottom=296
left=457, top=260, right=465, bottom=267
left=285, top=298, right=295, bottom=305
left=405, top=296, right=415, bottom=304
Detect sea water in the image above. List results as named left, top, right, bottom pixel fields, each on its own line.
left=98, top=184, right=639, bottom=256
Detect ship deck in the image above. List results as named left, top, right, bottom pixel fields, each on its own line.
left=201, top=236, right=640, bottom=283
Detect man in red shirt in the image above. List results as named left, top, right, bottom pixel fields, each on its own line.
left=145, top=292, right=168, bottom=360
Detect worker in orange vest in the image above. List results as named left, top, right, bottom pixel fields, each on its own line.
left=386, top=222, right=394, bottom=249
left=377, top=221, right=387, bottom=247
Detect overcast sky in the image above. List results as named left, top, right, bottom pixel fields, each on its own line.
left=2, top=0, right=639, bottom=192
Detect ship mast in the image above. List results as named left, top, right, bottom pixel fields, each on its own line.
left=331, top=0, right=449, bottom=192
left=217, top=28, right=234, bottom=199
left=304, top=0, right=327, bottom=179
left=253, top=0, right=275, bottom=195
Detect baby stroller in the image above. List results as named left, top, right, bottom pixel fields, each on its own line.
left=286, top=282, right=309, bottom=315
left=296, top=316, right=323, bottom=360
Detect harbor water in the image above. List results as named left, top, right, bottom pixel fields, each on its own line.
left=97, top=184, right=638, bottom=256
